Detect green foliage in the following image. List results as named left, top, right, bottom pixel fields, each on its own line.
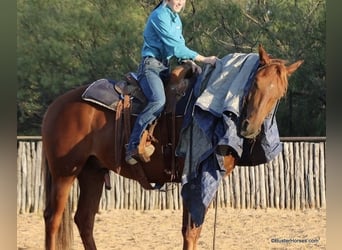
left=17, top=0, right=326, bottom=136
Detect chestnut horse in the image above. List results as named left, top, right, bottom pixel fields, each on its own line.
left=42, top=44, right=303, bottom=250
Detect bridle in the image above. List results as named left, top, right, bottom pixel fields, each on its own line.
left=240, top=63, right=283, bottom=139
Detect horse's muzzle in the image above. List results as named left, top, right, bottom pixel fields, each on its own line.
left=240, top=119, right=261, bottom=139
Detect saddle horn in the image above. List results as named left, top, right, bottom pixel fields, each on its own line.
left=168, top=62, right=194, bottom=85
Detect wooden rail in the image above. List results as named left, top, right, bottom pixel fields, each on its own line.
left=17, top=138, right=326, bottom=213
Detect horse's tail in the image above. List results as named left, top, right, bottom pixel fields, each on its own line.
left=42, top=145, right=74, bottom=250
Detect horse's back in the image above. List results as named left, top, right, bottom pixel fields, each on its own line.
left=43, top=85, right=88, bottom=123
left=42, top=85, right=92, bottom=140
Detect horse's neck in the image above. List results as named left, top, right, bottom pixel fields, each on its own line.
left=164, top=91, right=178, bottom=114
left=164, top=78, right=193, bottom=114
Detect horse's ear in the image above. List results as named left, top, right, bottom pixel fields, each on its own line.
left=258, top=44, right=271, bottom=65
left=169, top=63, right=193, bottom=85
left=286, top=60, right=304, bottom=76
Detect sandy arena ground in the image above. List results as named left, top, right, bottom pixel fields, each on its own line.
left=17, top=207, right=326, bottom=250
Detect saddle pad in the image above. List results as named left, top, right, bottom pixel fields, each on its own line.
left=82, top=78, right=121, bottom=111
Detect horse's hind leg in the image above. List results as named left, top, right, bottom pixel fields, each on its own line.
left=44, top=174, right=75, bottom=250
left=74, top=157, right=106, bottom=250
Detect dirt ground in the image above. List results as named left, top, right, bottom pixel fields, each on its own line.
left=17, top=207, right=326, bottom=250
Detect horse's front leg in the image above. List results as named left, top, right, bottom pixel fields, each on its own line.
left=181, top=206, right=203, bottom=250
left=74, top=158, right=106, bottom=250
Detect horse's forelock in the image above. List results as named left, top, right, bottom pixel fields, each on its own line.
left=257, top=61, right=289, bottom=98
left=274, top=63, right=289, bottom=97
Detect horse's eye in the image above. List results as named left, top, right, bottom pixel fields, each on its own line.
left=253, top=81, right=259, bottom=90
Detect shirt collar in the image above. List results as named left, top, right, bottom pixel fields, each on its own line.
left=165, top=4, right=178, bottom=22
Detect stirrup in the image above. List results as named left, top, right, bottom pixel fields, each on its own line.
left=144, top=144, right=155, bottom=157
left=125, top=144, right=155, bottom=165
left=138, top=144, right=155, bottom=163
left=137, top=130, right=155, bottom=163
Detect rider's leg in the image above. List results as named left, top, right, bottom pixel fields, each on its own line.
left=126, top=57, right=168, bottom=164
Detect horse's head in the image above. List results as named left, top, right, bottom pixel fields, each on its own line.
left=240, top=44, right=304, bottom=139
left=165, top=61, right=196, bottom=113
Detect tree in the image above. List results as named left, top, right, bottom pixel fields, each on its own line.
left=181, top=0, right=326, bottom=136
left=17, top=0, right=326, bottom=136
left=17, top=0, right=148, bottom=134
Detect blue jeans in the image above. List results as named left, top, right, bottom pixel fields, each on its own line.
left=127, top=57, right=169, bottom=152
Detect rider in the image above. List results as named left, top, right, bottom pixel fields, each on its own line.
left=125, top=0, right=218, bottom=165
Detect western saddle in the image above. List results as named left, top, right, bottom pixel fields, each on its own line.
left=107, top=62, right=194, bottom=190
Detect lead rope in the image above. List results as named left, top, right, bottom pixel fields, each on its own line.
left=187, top=114, right=194, bottom=234
left=271, top=100, right=280, bottom=127
left=170, top=98, right=177, bottom=181
left=212, top=191, right=218, bottom=250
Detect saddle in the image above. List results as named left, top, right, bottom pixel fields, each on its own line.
left=114, top=72, right=147, bottom=111
left=81, top=73, right=147, bottom=115
left=82, top=63, right=194, bottom=189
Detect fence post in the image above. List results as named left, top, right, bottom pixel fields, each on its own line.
left=17, top=137, right=326, bottom=213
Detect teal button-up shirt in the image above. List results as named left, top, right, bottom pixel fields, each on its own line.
left=141, top=4, right=198, bottom=61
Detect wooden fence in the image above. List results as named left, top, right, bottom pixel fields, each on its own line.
left=17, top=137, right=326, bottom=214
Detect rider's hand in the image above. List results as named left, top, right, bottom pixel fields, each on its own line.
left=203, top=56, right=218, bottom=66
left=182, top=60, right=203, bottom=75
left=194, top=55, right=218, bottom=66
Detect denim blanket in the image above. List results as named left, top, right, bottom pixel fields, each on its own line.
left=176, top=53, right=282, bottom=226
